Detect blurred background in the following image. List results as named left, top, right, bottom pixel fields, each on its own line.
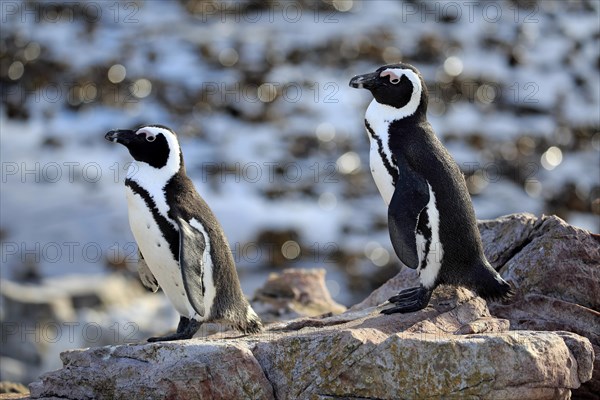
left=1, top=0, right=599, bottom=386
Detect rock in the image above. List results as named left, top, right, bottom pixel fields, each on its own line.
left=482, top=214, right=600, bottom=399
left=29, top=285, right=593, bottom=400
left=0, top=395, right=29, bottom=400
left=487, top=215, right=599, bottom=310
left=252, top=268, right=346, bottom=322
left=0, top=381, right=29, bottom=394
left=254, top=329, right=591, bottom=400
left=29, top=342, right=273, bottom=400
left=276, top=285, right=496, bottom=334
left=479, top=212, right=540, bottom=268
left=27, top=214, right=598, bottom=399
left=0, top=382, right=29, bottom=400
left=352, top=213, right=600, bottom=399
left=0, top=274, right=174, bottom=385
left=350, top=266, right=420, bottom=311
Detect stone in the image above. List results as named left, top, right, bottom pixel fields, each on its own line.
left=0, top=381, right=29, bottom=394
left=482, top=214, right=599, bottom=311
left=27, top=214, right=598, bottom=399
left=253, top=329, right=591, bottom=400
left=252, top=268, right=346, bottom=322
left=0, top=274, right=164, bottom=386
left=29, top=341, right=273, bottom=400
left=353, top=214, right=599, bottom=336
left=29, top=285, right=594, bottom=400
left=352, top=213, right=600, bottom=399
left=350, top=265, right=420, bottom=311
left=483, top=214, right=600, bottom=399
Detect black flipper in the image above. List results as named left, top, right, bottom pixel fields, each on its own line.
left=176, top=216, right=206, bottom=318
left=387, top=154, right=430, bottom=269
left=137, top=250, right=159, bottom=292
left=147, top=316, right=201, bottom=342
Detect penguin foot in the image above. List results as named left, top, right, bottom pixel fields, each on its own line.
left=147, top=317, right=202, bottom=342
left=382, top=286, right=433, bottom=314
left=147, top=332, right=192, bottom=342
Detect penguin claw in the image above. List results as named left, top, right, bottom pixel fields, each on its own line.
left=382, top=286, right=433, bottom=314
left=147, top=318, right=201, bottom=342
left=381, top=302, right=423, bottom=314
left=147, top=332, right=192, bottom=342
left=388, top=286, right=422, bottom=303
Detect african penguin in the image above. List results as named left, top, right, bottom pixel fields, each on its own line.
left=105, top=125, right=262, bottom=341
left=349, top=63, right=513, bottom=314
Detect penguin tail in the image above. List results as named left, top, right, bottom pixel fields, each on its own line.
left=236, top=304, right=263, bottom=334
left=471, top=261, right=514, bottom=302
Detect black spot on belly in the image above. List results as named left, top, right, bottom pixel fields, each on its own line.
left=365, top=120, right=399, bottom=184
left=126, top=178, right=178, bottom=259
left=416, top=208, right=432, bottom=270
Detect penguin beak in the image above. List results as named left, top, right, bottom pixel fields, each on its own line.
left=105, top=129, right=136, bottom=145
left=349, top=72, right=380, bottom=90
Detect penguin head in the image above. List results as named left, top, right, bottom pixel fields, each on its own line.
left=105, top=125, right=182, bottom=170
left=350, top=63, right=427, bottom=116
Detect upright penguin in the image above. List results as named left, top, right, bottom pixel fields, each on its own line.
left=105, top=125, right=262, bottom=341
left=350, top=63, right=512, bottom=314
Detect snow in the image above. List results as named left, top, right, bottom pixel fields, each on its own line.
left=1, top=0, right=598, bottom=315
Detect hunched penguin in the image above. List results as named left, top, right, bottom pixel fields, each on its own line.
left=349, top=63, right=512, bottom=314
left=105, top=125, right=262, bottom=340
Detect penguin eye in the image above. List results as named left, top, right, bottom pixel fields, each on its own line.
left=390, top=78, right=400, bottom=84
left=146, top=136, right=156, bottom=142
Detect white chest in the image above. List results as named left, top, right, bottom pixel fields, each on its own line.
left=369, top=140, right=396, bottom=206
left=365, top=115, right=397, bottom=206
left=125, top=187, right=198, bottom=319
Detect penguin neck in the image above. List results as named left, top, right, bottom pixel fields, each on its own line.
left=366, top=95, right=426, bottom=126
left=127, top=150, right=183, bottom=198
left=366, top=98, right=428, bottom=144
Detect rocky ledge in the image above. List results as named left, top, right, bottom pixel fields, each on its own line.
left=27, top=214, right=599, bottom=399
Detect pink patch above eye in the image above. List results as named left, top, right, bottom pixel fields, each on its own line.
left=138, top=131, right=152, bottom=139
left=380, top=69, right=402, bottom=83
